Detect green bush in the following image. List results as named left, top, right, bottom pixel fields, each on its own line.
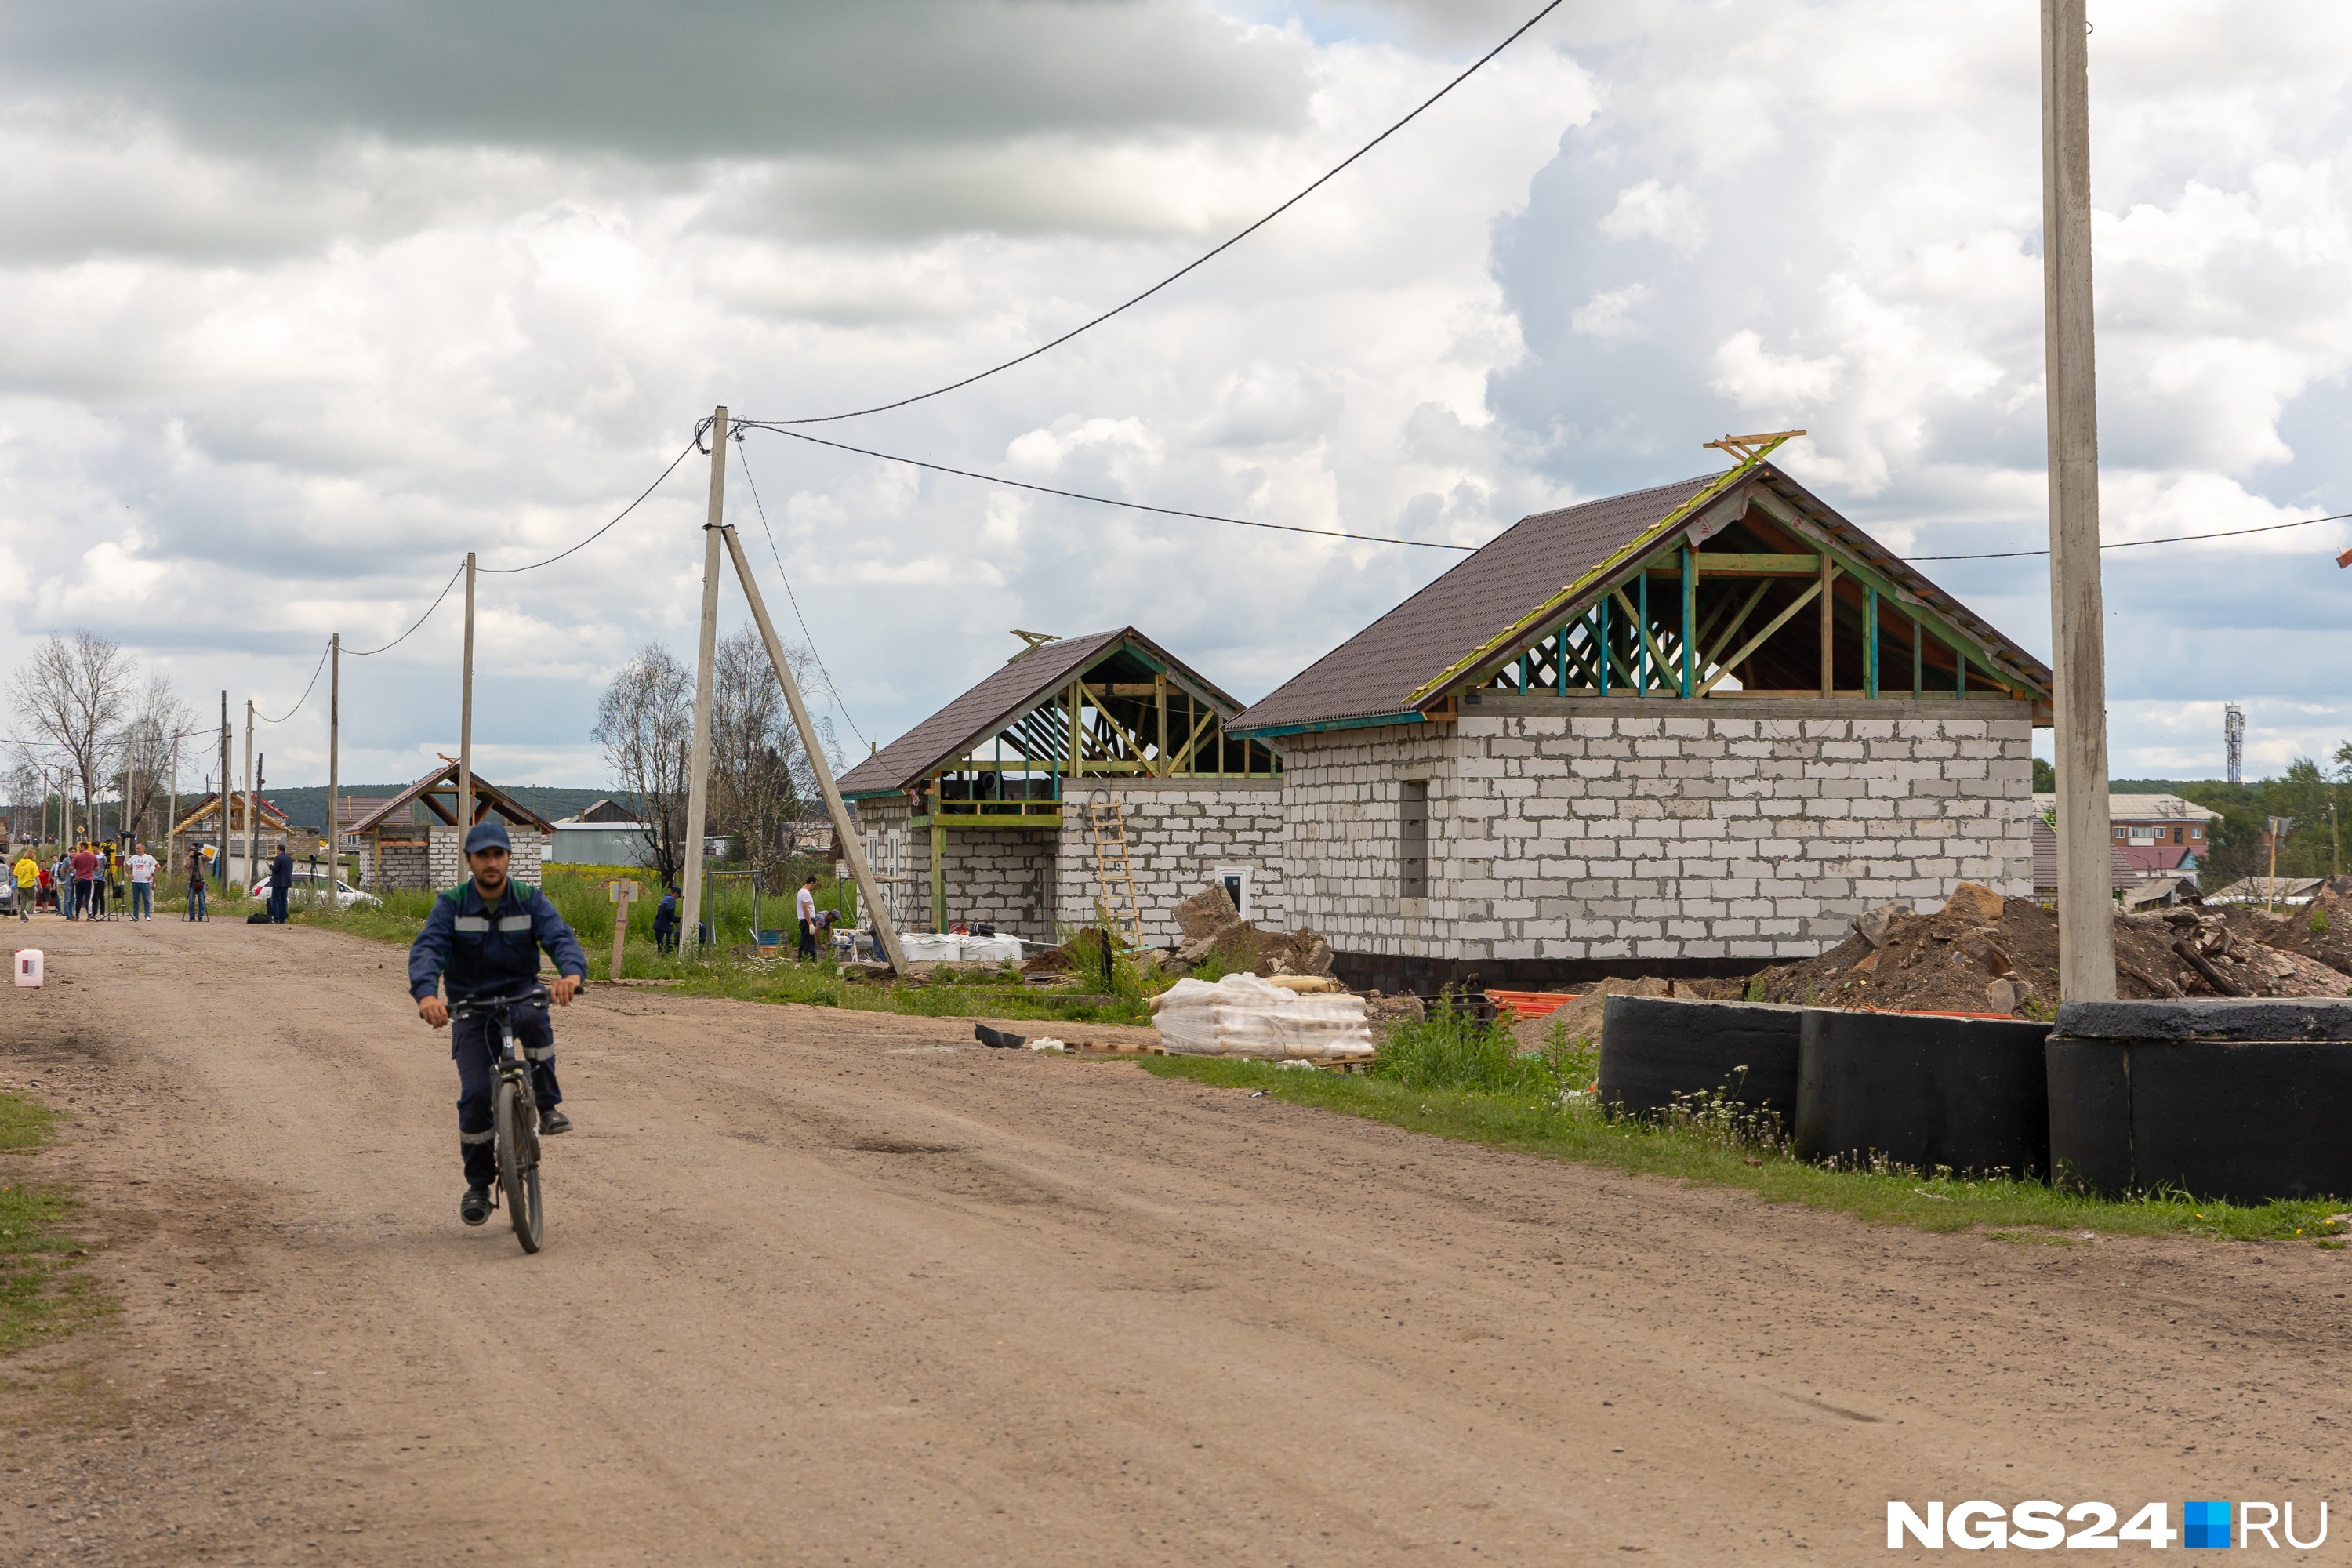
left=2312, top=905, right=2332, bottom=936
left=1373, top=998, right=1564, bottom=1099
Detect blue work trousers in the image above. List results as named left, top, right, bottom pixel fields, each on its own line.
left=452, top=1004, right=564, bottom=1190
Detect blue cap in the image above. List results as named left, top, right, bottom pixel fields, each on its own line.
left=465, top=820, right=511, bottom=855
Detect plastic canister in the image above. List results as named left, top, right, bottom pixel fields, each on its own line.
left=13, top=949, right=42, bottom=987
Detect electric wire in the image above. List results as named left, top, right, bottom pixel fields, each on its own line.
left=252, top=640, right=332, bottom=724
left=752, top=0, right=1566, bottom=426
left=738, top=424, right=1476, bottom=552
left=347, top=561, right=465, bottom=657
left=1911, top=510, right=2352, bottom=561
left=477, top=440, right=699, bottom=574
left=730, top=436, right=869, bottom=747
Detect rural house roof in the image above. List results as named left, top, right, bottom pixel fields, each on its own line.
left=172, top=793, right=296, bottom=835
left=837, top=628, right=1247, bottom=799
left=2031, top=821, right=2136, bottom=892
left=344, top=761, right=557, bottom=836
left=1229, top=458, right=2056, bottom=738
left=2034, top=792, right=2221, bottom=826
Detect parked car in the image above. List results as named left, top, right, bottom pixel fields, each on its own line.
left=247, top=869, right=380, bottom=909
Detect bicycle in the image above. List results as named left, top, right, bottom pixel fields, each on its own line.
left=448, top=983, right=550, bottom=1254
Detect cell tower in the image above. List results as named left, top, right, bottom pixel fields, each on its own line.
left=2225, top=703, right=2245, bottom=786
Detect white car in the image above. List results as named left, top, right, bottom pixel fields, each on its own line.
left=248, top=869, right=381, bottom=908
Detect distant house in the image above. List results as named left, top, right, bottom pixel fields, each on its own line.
left=346, top=762, right=557, bottom=891
left=173, top=793, right=304, bottom=862
left=2036, top=791, right=2219, bottom=858
left=2031, top=820, right=2137, bottom=902
left=546, top=799, right=648, bottom=868
left=2208, top=875, right=2328, bottom=907
left=2121, top=874, right=2201, bottom=912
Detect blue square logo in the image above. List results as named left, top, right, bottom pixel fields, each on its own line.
left=2184, top=1501, right=2233, bottom=1549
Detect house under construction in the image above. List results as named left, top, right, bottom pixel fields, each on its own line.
left=838, top=628, right=1280, bottom=945
left=345, top=761, right=557, bottom=891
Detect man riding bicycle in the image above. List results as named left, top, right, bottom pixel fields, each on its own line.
left=408, top=820, right=588, bottom=1227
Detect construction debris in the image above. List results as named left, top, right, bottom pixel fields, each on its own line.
left=1745, top=888, right=2352, bottom=1016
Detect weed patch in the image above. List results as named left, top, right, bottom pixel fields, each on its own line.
left=0, top=1093, right=106, bottom=1353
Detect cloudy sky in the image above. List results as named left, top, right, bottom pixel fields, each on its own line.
left=1, top=0, right=2346, bottom=794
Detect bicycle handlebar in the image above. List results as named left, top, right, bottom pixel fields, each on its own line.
left=448, top=982, right=551, bottom=1018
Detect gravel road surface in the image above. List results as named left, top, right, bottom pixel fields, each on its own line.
left=2, top=919, right=2347, bottom=1564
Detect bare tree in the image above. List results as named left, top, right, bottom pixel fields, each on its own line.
left=708, top=627, right=832, bottom=893
left=11, top=633, right=136, bottom=843
left=111, top=675, right=197, bottom=848
left=591, top=644, right=693, bottom=889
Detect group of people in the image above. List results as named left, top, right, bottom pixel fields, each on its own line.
left=0, top=837, right=299, bottom=924
left=7, top=840, right=162, bottom=920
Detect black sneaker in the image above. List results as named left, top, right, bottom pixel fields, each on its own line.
left=538, top=1106, right=572, bottom=1136
left=460, top=1185, right=492, bottom=1226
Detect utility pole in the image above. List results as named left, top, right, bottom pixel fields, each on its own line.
left=681, top=406, right=728, bottom=954
left=2042, top=0, right=2115, bottom=1003
left=459, top=553, right=477, bottom=848
left=167, top=734, right=180, bottom=887
left=717, top=524, right=909, bottom=972
left=220, top=691, right=231, bottom=884
left=328, top=633, right=340, bottom=878
left=242, top=699, right=256, bottom=893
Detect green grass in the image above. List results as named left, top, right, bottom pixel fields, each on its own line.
left=1140, top=1007, right=2350, bottom=1245
left=0, top=1092, right=105, bottom=1353
left=287, top=867, right=1156, bottom=1026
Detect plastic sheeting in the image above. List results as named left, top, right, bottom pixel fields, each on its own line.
left=1150, top=972, right=1374, bottom=1060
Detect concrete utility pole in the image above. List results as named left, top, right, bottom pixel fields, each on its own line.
left=2042, top=0, right=2115, bottom=1004
left=717, top=524, right=909, bottom=973
left=681, top=406, right=728, bottom=954
left=327, top=633, right=340, bottom=877
left=459, top=553, right=477, bottom=844
left=242, top=699, right=256, bottom=893
left=220, top=691, right=230, bottom=876
left=167, top=734, right=179, bottom=885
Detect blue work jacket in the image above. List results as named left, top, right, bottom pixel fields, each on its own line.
left=408, top=878, right=588, bottom=1003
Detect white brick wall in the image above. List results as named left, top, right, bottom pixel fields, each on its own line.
left=1054, top=780, right=1286, bottom=943
left=851, top=782, right=1287, bottom=945
left=1278, top=697, right=2035, bottom=964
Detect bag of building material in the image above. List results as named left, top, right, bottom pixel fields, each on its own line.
left=959, top=934, right=1025, bottom=963
left=1149, top=972, right=1374, bottom=1061
left=898, top=932, right=963, bottom=963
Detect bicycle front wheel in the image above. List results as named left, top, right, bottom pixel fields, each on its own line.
left=494, top=1078, right=543, bottom=1254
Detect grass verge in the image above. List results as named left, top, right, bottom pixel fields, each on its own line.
left=1139, top=1013, right=2350, bottom=1245
left=0, top=1091, right=106, bottom=1353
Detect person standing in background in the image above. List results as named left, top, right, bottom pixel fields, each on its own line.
left=268, top=840, right=294, bottom=923
left=795, top=873, right=820, bottom=961
left=185, top=842, right=209, bottom=921
left=69, top=842, right=99, bottom=921
left=126, top=840, right=158, bottom=920
left=11, top=848, right=35, bottom=921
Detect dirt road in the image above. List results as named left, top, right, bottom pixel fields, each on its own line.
left=2, top=919, right=2348, bottom=1565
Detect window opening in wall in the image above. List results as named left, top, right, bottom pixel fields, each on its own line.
left=1400, top=780, right=1429, bottom=898
left=1213, top=865, right=1251, bottom=918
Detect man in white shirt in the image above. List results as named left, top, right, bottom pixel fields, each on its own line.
left=126, top=840, right=158, bottom=920
left=795, top=875, right=820, bottom=961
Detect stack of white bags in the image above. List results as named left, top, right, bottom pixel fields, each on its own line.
left=1149, top=972, right=1374, bottom=1061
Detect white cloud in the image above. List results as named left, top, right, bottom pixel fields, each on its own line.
left=1570, top=282, right=1649, bottom=341
left=1596, top=179, right=1707, bottom=253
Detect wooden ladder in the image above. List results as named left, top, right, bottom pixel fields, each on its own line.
left=1085, top=789, right=1144, bottom=947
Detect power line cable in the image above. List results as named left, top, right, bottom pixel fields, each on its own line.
left=477, top=440, right=699, bottom=574
left=347, top=561, right=465, bottom=657
left=753, top=0, right=1565, bottom=426
left=738, top=424, right=1476, bottom=552
left=253, top=640, right=332, bottom=724
left=730, top=436, right=868, bottom=747
left=1911, top=510, right=2352, bottom=561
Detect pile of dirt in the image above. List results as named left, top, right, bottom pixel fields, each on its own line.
left=1163, top=879, right=1336, bottom=979
left=1510, top=976, right=1725, bottom=1052
left=1022, top=927, right=1121, bottom=980
left=1744, top=882, right=2352, bottom=1016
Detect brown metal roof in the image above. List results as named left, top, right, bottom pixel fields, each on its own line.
left=345, top=762, right=557, bottom=836
left=1229, top=475, right=1720, bottom=734
left=836, top=628, right=1246, bottom=797
left=1229, top=460, right=2056, bottom=736
left=2031, top=821, right=2136, bottom=891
